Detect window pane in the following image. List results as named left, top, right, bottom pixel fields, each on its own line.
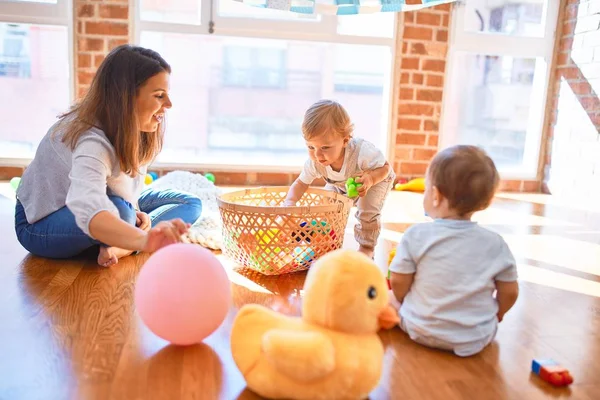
left=337, top=12, right=394, bottom=38
left=140, top=32, right=392, bottom=167
left=218, top=0, right=319, bottom=21
left=464, top=0, right=546, bottom=37
left=140, top=0, right=201, bottom=25
left=0, top=23, right=70, bottom=159
left=447, top=53, right=544, bottom=170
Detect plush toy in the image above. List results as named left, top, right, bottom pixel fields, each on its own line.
left=230, top=249, right=400, bottom=400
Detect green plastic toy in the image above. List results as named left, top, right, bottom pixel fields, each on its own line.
left=204, top=173, right=216, bottom=183
left=345, top=177, right=362, bottom=198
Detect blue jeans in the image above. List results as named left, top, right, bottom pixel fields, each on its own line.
left=14, top=188, right=202, bottom=259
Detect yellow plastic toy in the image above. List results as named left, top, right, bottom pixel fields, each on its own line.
left=394, top=177, right=425, bottom=192
left=230, top=249, right=399, bottom=400
left=144, top=174, right=154, bottom=185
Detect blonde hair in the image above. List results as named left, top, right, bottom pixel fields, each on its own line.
left=428, top=145, right=500, bottom=216
left=302, top=99, right=354, bottom=140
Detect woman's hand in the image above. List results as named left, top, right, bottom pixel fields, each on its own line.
left=355, top=173, right=374, bottom=197
left=136, top=211, right=151, bottom=232
left=141, top=219, right=190, bottom=253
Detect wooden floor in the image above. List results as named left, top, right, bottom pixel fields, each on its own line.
left=1, top=182, right=599, bottom=400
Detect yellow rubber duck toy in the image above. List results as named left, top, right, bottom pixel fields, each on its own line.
left=230, top=249, right=400, bottom=400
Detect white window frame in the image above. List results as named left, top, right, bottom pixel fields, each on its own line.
left=439, top=0, right=561, bottom=180
left=0, top=0, right=74, bottom=166
left=133, top=0, right=398, bottom=172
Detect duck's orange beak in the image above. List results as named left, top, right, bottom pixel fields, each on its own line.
left=378, top=304, right=400, bottom=330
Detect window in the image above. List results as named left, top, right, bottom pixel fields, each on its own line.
left=135, top=0, right=396, bottom=168
left=440, top=0, right=559, bottom=179
left=0, top=0, right=71, bottom=160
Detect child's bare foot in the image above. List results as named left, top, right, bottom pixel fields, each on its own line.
left=358, top=245, right=374, bottom=259
left=97, top=246, right=135, bottom=267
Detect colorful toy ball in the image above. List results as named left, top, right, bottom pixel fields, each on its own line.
left=204, top=173, right=216, bottom=183
left=134, top=243, right=231, bottom=345
left=145, top=174, right=154, bottom=185
left=149, top=171, right=159, bottom=180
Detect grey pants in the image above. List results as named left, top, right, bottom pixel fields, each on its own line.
left=326, top=175, right=394, bottom=249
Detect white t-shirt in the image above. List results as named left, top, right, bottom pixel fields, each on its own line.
left=389, top=219, right=518, bottom=344
left=298, top=138, right=386, bottom=184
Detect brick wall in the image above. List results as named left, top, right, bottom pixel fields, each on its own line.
left=74, top=0, right=130, bottom=98
left=393, top=4, right=450, bottom=180
left=544, top=0, right=600, bottom=199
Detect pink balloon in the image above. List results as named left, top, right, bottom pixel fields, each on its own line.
left=135, top=243, right=231, bottom=345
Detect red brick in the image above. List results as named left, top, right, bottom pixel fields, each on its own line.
left=563, top=20, right=576, bottom=36
left=556, top=52, right=570, bottom=66
left=416, top=13, right=441, bottom=26
left=78, top=38, right=104, bottom=52
left=400, top=73, right=410, bottom=84
left=560, top=37, right=574, bottom=52
left=424, top=120, right=439, bottom=132
left=399, top=103, right=435, bottom=116
left=77, top=21, right=83, bottom=34
left=442, top=13, right=450, bottom=27
left=396, top=133, right=427, bottom=146
left=565, top=4, right=578, bottom=21
left=78, top=53, right=92, bottom=69
left=427, top=135, right=439, bottom=147
left=94, top=54, right=106, bottom=68
left=394, top=147, right=413, bottom=161
left=214, top=172, right=248, bottom=185
left=422, top=60, right=446, bottom=72
left=397, top=118, right=422, bottom=131
left=436, top=30, right=448, bottom=42
left=522, top=181, right=541, bottom=193
left=78, top=71, right=96, bottom=85
left=433, top=3, right=452, bottom=12
left=77, top=4, right=95, bottom=18
left=426, top=74, right=444, bottom=87
left=413, top=73, right=424, bottom=85
left=78, top=85, right=89, bottom=99
left=99, top=4, right=129, bottom=19
left=404, top=26, right=433, bottom=41
left=402, top=42, right=409, bottom=54
left=404, top=11, right=416, bottom=24
left=411, top=43, right=427, bottom=55
left=413, top=148, right=437, bottom=161
left=108, top=38, right=129, bottom=50
left=256, top=173, right=293, bottom=186
left=559, top=66, right=581, bottom=80
left=85, top=21, right=128, bottom=36
left=400, top=88, right=415, bottom=100
left=417, top=89, right=443, bottom=102
left=400, top=162, right=428, bottom=176
left=401, top=57, right=420, bottom=69
left=0, top=166, right=24, bottom=180
left=499, top=180, right=523, bottom=192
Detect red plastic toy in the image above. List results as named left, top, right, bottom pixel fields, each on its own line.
left=531, top=359, right=574, bottom=386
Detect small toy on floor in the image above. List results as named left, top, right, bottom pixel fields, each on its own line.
left=394, top=177, right=425, bottom=192
left=345, top=177, right=362, bottom=198
left=531, top=358, right=574, bottom=387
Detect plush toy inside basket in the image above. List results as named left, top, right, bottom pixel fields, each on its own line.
left=217, top=186, right=353, bottom=275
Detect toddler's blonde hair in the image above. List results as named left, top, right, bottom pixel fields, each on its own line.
left=302, top=99, right=354, bottom=140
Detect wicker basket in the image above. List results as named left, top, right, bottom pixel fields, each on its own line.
left=217, top=186, right=354, bottom=275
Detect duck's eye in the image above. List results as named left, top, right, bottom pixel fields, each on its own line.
left=367, top=286, right=377, bottom=299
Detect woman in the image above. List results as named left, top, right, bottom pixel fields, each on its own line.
left=14, top=45, right=202, bottom=267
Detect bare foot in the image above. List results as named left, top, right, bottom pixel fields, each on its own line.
left=358, top=245, right=374, bottom=259
left=97, top=246, right=135, bottom=267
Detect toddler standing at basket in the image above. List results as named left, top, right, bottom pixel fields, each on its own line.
left=284, top=99, right=395, bottom=258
